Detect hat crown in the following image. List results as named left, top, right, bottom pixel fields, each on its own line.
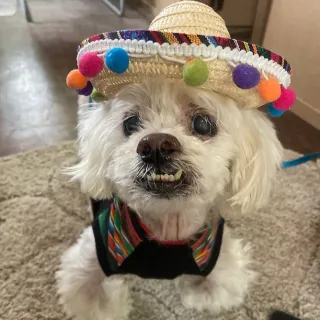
left=149, top=1, right=230, bottom=38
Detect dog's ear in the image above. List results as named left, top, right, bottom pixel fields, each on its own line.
left=229, top=110, right=283, bottom=213
left=67, top=100, right=114, bottom=200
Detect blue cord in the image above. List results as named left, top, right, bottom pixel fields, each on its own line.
left=282, top=152, right=320, bottom=168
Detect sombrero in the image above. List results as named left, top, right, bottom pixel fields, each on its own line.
left=66, top=0, right=295, bottom=117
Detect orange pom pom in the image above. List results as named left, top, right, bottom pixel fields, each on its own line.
left=66, top=69, right=87, bottom=89
left=258, top=78, right=281, bottom=102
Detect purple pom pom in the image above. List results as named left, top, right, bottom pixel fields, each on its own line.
left=232, top=64, right=260, bottom=89
left=76, top=81, right=93, bottom=96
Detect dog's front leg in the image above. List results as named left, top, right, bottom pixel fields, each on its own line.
left=176, top=226, right=255, bottom=314
left=56, top=227, right=132, bottom=320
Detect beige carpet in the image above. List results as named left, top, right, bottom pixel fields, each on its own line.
left=0, top=142, right=319, bottom=320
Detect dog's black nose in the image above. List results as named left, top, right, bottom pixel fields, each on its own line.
left=137, top=133, right=181, bottom=165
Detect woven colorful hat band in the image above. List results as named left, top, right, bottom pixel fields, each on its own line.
left=66, top=1, right=295, bottom=117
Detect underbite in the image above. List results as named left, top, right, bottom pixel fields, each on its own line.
left=145, top=168, right=183, bottom=183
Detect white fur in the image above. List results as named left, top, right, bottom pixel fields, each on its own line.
left=176, top=226, right=256, bottom=314
left=57, top=78, right=283, bottom=319
left=56, top=227, right=132, bottom=320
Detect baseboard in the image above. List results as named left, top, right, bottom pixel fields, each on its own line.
left=291, top=97, right=320, bottom=131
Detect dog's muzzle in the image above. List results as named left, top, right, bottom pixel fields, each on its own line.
left=135, top=133, right=190, bottom=197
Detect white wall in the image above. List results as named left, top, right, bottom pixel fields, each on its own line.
left=263, top=0, right=320, bottom=130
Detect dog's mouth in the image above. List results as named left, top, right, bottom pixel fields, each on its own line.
left=145, top=168, right=183, bottom=183
left=135, top=167, right=190, bottom=197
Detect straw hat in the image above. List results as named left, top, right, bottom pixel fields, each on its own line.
left=66, top=1, right=295, bottom=116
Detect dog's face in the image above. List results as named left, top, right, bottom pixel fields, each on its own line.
left=73, top=78, right=283, bottom=216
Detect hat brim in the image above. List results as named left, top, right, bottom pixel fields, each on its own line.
left=77, top=30, right=292, bottom=109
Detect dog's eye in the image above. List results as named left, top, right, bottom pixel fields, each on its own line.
left=123, top=114, right=141, bottom=136
left=192, top=114, right=217, bottom=136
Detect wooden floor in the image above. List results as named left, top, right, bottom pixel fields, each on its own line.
left=0, top=0, right=319, bottom=157
left=269, top=109, right=320, bottom=155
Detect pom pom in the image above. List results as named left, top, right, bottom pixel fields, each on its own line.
left=78, top=52, right=103, bottom=78
left=273, top=87, right=296, bottom=111
left=183, top=58, right=209, bottom=87
left=91, top=88, right=105, bottom=102
left=66, top=69, right=87, bottom=89
left=76, top=81, right=93, bottom=96
left=259, top=78, right=281, bottom=102
left=232, top=64, right=260, bottom=89
left=105, top=48, right=129, bottom=74
left=267, top=103, right=284, bottom=117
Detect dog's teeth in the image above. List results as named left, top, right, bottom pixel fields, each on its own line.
left=146, top=171, right=182, bottom=183
left=174, top=168, right=183, bottom=180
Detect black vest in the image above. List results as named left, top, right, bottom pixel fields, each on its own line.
left=91, top=197, right=224, bottom=280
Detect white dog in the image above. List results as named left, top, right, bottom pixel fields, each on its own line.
left=56, top=77, right=283, bottom=320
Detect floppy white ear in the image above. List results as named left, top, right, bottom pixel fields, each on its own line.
left=67, top=100, right=114, bottom=200
left=229, top=110, right=283, bottom=213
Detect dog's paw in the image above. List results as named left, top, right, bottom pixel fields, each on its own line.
left=179, top=277, right=220, bottom=313
left=177, top=275, right=246, bottom=315
left=96, top=278, right=132, bottom=320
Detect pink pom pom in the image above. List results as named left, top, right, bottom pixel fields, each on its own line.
left=273, top=87, right=296, bottom=111
left=78, top=52, right=103, bottom=78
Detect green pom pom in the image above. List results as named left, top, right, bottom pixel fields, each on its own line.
left=91, top=88, right=105, bottom=102
left=183, top=58, right=209, bottom=87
